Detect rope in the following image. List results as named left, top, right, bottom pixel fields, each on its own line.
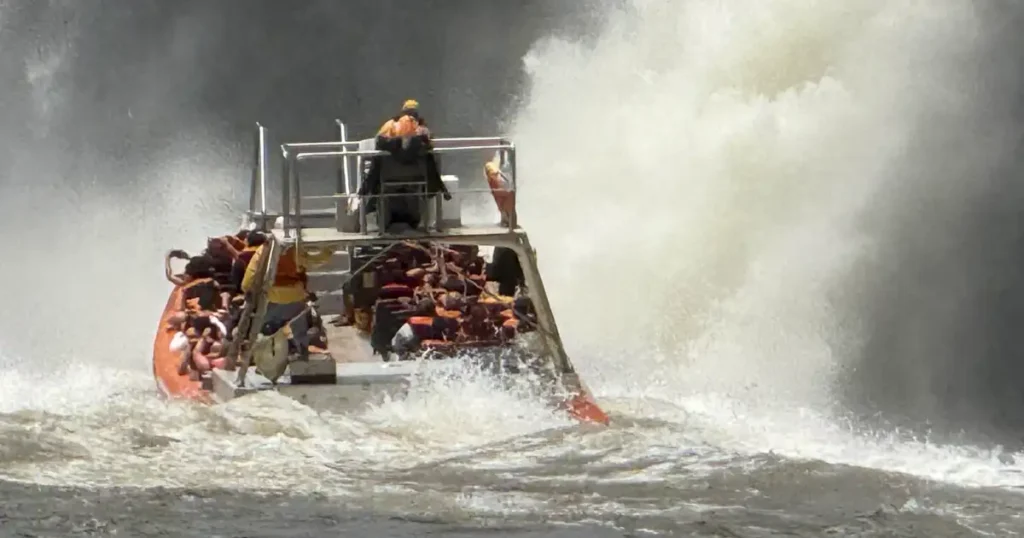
left=400, top=241, right=549, bottom=337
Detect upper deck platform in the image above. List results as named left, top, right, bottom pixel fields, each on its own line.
left=244, top=120, right=519, bottom=249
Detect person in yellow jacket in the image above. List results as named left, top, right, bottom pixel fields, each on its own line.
left=241, top=244, right=334, bottom=358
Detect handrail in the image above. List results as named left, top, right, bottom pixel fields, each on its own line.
left=249, top=123, right=269, bottom=217
left=249, top=120, right=518, bottom=239
left=277, top=135, right=518, bottom=239
left=292, top=144, right=513, bottom=161
left=336, top=120, right=351, bottom=195
left=297, top=187, right=503, bottom=201
left=278, top=136, right=510, bottom=152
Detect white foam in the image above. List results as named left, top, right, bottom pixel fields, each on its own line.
left=509, top=0, right=1022, bottom=489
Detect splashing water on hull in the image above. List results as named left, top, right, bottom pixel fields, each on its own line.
left=510, top=0, right=1024, bottom=485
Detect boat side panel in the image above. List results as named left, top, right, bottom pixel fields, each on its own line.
left=152, top=287, right=210, bottom=402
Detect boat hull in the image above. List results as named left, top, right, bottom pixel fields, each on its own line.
left=152, top=287, right=212, bottom=403
left=152, top=289, right=607, bottom=424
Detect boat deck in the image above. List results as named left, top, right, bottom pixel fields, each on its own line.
left=321, top=315, right=377, bottom=364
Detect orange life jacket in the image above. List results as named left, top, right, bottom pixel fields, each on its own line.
left=379, top=283, right=414, bottom=300
left=379, top=114, right=427, bottom=139
left=182, top=277, right=218, bottom=312
left=408, top=316, right=437, bottom=339
left=501, top=318, right=519, bottom=340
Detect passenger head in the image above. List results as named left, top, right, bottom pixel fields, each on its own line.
left=184, top=256, right=215, bottom=280
left=401, top=99, right=418, bottom=113
left=206, top=237, right=230, bottom=258
left=414, top=298, right=435, bottom=316
left=440, top=293, right=464, bottom=312
left=245, top=230, right=267, bottom=248
left=513, top=296, right=536, bottom=320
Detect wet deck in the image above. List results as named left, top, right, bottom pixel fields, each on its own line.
left=321, top=315, right=377, bottom=364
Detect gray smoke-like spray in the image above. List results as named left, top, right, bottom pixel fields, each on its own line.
left=509, top=0, right=1024, bottom=441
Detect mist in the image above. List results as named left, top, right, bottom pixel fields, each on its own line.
left=0, top=1, right=590, bottom=370
left=508, top=0, right=1024, bottom=443
left=841, top=2, right=1024, bottom=441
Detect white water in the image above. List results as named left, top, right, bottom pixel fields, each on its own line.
left=2, top=0, right=1024, bottom=519
left=510, top=0, right=1024, bottom=487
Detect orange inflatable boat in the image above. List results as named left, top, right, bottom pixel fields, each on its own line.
left=151, top=120, right=608, bottom=426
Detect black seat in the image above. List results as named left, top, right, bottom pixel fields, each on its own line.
left=359, top=134, right=448, bottom=233
left=377, top=152, right=429, bottom=232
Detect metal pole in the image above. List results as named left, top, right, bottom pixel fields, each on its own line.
left=508, top=143, right=518, bottom=230
left=257, top=123, right=268, bottom=217
left=512, top=235, right=571, bottom=374
left=336, top=120, right=351, bottom=195
left=508, top=142, right=517, bottom=195
left=281, top=148, right=291, bottom=239
left=293, top=163, right=303, bottom=254
left=249, top=125, right=259, bottom=214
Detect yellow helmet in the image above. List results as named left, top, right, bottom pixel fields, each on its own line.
left=402, top=99, right=419, bottom=110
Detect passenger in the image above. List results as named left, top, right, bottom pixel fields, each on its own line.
left=500, top=318, right=520, bottom=341
left=513, top=296, right=536, bottom=321
left=451, top=246, right=485, bottom=275
left=171, top=329, right=192, bottom=376
left=370, top=302, right=406, bottom=357
left=191, top=327, right=227, bottom=375
left=180, top=256, right=224, bottom=314
left=166, top=311, right=193, bottom=374
left=459, top=303, right=496, bottom=343
left=205, top=236, right=239, bottom=293
left=175, top=316, right=227, bottom=377
left=440, top=275, right=469, bottom=295
left=305, top=293, right=329, bottom=354
left=241, top=243, right=334, bottom=360
left=225, top=233, right=247, bottom=252
left=487, top=247, right=524, bottom=297
left=231, top=230, right=266, bottom=292
left=389, top=299, right=437, bottom=356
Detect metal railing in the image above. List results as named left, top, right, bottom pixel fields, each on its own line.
left=246, top=122, right=519, bottom=242
left=234, top=232, right=282, bottom=387
left=249, top=123, right=269, bottom=219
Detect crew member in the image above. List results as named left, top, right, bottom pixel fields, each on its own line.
left=241, top=244, right=335, bottom=359
left=356, top=99, right=450, bottom=230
